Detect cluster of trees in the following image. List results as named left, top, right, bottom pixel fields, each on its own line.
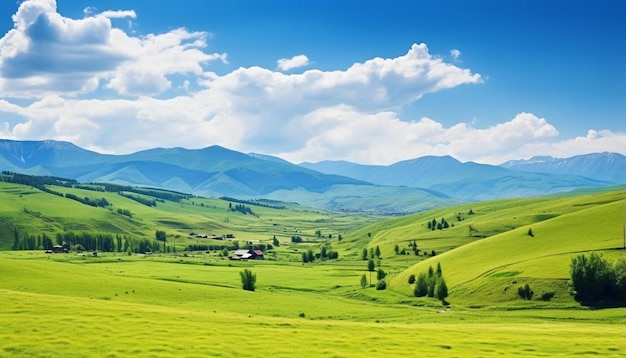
left=117, top=208, right=132, bottom=218
left=362, top=245, right=381, bottom=260
left=103, top=184, right=190, bottom=203
left=228, top=202, right=255, bottom=215
left=291, top=236, right=303, bottom=243
left=10, top=227, right=165, bottom=254
left=427, top=217, right=452, bottom=231
left=361, top=257, right=386, bottom=290
left=1, top=171, right=76, bottom=188
left=64, top=193, right=110, bottom=208
left=302, top=245, right=339, bottom=263
left=570, top=252, right=626, bottom=305
left=411, top=262, right=448, bottom=303
left=118, top=192, right=157, bottom=207
left=221, top=197, right=286, bottom=210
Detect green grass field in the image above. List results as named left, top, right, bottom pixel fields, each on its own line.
left=1, top=181, right=625, bottom=356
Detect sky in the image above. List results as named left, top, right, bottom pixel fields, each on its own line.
left=0, top=0, right=623, bottom=165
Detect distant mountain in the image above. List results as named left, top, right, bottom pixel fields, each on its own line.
left=0, top=139, right=619, bottom=212
left=499, top=152, right=626, bottom=184
left=300, top=155, right=615, bottom=200
left=0, top=139, right=369, bottom=198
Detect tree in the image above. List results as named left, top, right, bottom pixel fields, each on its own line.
left=360, top=274, right=368, bottom=289
left=306, top=249, right=315, bottom=263
left=155, top=230, right=166, bottom=252
left=435, top=277, right=449, bottom=302
left=240, top=269, right=256, bottom=291
left=338, top=234, right=343, bottom=242
left=272, top=236, right=279, bottom=247
left=367, top=258, right=375, bottom=285
left=436, top=262, right=442, bottom=276
left=362, top=248, right=368, bottom=260
left=377, top=268, right=386, bottom=281
left=375, top=245, right=381, bottom=259
left=527, top=228, right=534, bottom=237
left=570, top=252, right=625, bottom=304
left=414, top=273, right=428, bottom=297
left=376, top=279, right=386, bottom=290
left=394, top=244, right=400, bottom=255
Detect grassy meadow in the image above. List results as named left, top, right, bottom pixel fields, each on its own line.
left=1, top=180, right=625, bottom=357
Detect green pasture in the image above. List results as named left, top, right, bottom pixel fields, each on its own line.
left=1, top=252, right=625, bottom=357
left=1, top=181, right=626, bottom=356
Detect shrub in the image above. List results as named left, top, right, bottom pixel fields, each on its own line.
left=518, top=284, right=533, bottom=300
left=376, top=279, right=386, bottom=290
left=408, top=274, right=416, bottom=284
left=540, top=291, right=555, bottom=301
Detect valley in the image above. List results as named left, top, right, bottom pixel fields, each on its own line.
left=0, top=173, right=624, bottom=357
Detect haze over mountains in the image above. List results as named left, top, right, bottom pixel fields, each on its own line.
left=0, top=139, right=623, bottom=213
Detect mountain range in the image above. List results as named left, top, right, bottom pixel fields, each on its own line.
left=1, top=139, right=623, bottom=213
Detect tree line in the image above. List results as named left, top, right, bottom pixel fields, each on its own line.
left=11, top=228, right=162, bottom=254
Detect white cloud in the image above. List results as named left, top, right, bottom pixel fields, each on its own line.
left=0, top=0, right=225, bottom=98
left=0, top=2, right=623, bottom=166
left=277, top=54, right=310, bottom=71
left=450, top=49, right=461, bottom=61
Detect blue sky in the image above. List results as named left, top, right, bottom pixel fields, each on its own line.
left=0, top=0, right=623, bottom=164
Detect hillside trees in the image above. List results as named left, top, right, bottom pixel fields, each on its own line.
left=570, top=252, right=626, bottom=305
left=413, top=263, right=449, bottom=303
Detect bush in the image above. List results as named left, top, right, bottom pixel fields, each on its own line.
left=376, top=279, right=386, bottom=290
left=540, top=291, right=555, bottom=301
left=518, top=284, right=533, bottom=300
left=408, top=274, right=416, bottom=284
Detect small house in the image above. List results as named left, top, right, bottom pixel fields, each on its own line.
left=231, top=249, right=264, bottom=260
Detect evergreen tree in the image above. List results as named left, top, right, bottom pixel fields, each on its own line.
left=240, top=269, right=256, bottom=291
left=375, top=245, right=381, bottom=258
left=362, top=247, right=368, bottom=260
left=435, top=277, right=449, bottom=302
left=360, top=274, right=368, bottom=289
left=414, top=273, right=428, bottom=297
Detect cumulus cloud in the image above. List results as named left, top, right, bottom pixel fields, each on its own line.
left=277, top=54, right=310, bottom=71
left=0, top=0, right=225, bottom=97
left=0, top=1, right=622, bottom=165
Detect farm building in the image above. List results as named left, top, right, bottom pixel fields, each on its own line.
left=231, top=249, right=264, bottom=260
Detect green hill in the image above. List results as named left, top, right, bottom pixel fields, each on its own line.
left=381, top=189, right=626, bottom=305
left=0, top=179, right=377, bottom=252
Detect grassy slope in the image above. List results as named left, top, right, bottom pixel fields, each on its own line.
left=388, top=190, right=626, bottom=305
left=0, top=182, right=377, bottom=250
